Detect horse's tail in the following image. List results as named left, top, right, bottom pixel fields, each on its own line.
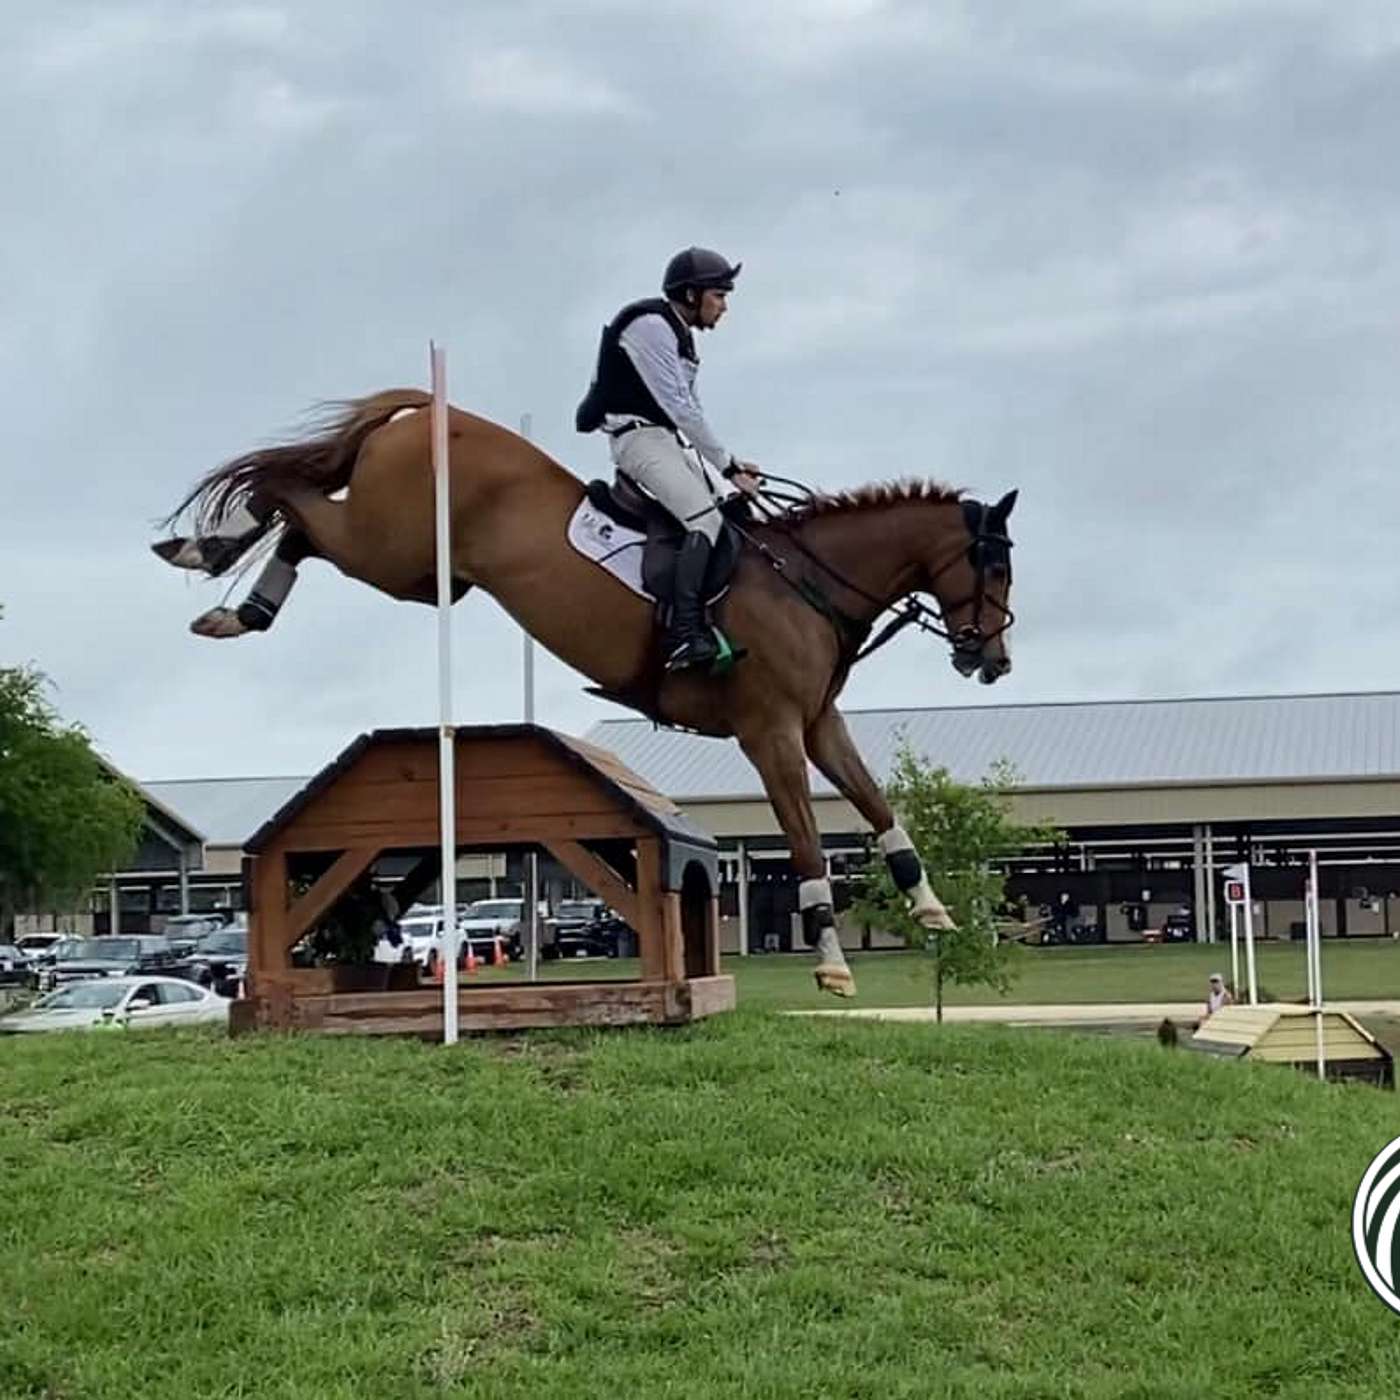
left=163, top=388, right=433, bottom=535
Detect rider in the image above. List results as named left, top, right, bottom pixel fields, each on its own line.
left=576, top=246, right=762, bottom=672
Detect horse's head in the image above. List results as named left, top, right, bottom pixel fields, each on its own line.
left=927, top=490, right=1017, bottom=686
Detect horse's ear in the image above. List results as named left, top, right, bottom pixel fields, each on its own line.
left=991, top=489, right=1018, bottom=523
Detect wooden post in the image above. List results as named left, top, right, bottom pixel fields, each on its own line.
left=635, top=838, right=669, bottom=982
left=248, top=848, right=289, bottom=986
left=659, top=892, right=685, bottom=984
left=704, top=892, right=722, bottom=978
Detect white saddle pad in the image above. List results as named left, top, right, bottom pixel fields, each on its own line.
left=566, top=498, right=651, bottom=599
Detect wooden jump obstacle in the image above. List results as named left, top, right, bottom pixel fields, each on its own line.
left=231, top=724, right=736, bottom=1036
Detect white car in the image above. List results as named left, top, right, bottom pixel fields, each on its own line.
left=16, top=933, right=67, bottom=959
left=384, top=908, right=453, bottom=967
left=0, top=976, right=230, bottom=1034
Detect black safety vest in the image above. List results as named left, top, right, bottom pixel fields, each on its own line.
left=575, top=298, right=696, bottom=434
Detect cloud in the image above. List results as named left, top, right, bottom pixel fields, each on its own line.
left=459, top=46, right=640, bottom=116
left=4, top=0, right=1400, bottom=783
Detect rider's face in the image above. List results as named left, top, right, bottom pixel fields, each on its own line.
left=696, top=288, right=729, bottom=328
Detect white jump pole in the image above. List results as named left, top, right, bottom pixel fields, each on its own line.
left=431, top=343, right=460, bottom=1046
left=1228, top=899, right=1240, bottom=1003
left=518, top=412, right=540, bottom=985
left=1241, top=864, right=1259, bottom=1006
left=1309, top=848, right=1324, bottom=1082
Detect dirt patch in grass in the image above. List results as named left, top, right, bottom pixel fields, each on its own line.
left=417, top=1292, right=540, bottom=1387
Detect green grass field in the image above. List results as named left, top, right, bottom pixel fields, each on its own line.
left=6, top=1006, right=1400, bottom=1398
left=495, top=937, right=1400, bottom=1011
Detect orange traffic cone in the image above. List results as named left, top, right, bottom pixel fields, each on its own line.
left=465, top=942, right=478, bottom=975
left=431, top=952, right=444, bottom=985
left=492, top=934, right=507, bottom=968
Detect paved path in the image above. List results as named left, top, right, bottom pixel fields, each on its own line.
left=791, top=1000, right=1400, bottom=1026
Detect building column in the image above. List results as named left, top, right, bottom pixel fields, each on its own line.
left=1204, top=824, right=1217, bottom=943
left=735, top=842, right=750, bottom=956
left=109, top=877, right=120, bottom=937
left=1191, top=826, right=1206, bottom=942
left=178, top=850, right=191, bottom=916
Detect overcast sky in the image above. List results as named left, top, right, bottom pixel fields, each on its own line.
left=4, top=0, right=1399, bottom=782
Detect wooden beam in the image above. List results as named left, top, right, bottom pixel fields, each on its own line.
left=241, top=977, right=737, bottom=1035
left=542, top=839, right=640, bottom=931
left=285, top=846, right=381, bottom=945
left=390, top=851, right=443, bottom=914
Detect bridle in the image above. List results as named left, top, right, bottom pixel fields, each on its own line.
left=729, top=475, right=1015, bottom=671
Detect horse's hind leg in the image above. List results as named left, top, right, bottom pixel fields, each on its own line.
left=190, top=529, right=315, bottom=639
left=739, top=721, right=855, bottom=998
left=804, top=706, right=955, bottom=931
left=153, top=494, right=276, bottom=577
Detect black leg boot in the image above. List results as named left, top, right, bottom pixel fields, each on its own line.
left=664, top=532, right=720, bottom=672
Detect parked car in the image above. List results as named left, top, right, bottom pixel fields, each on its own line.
left=0, top=976, right=230, bottom=1034
left=459, top=899, right=525, bottom=962
left=388, top=907, right=449, bottom=967
left=386, top=900, right=526, bottom=970
left=37, top=936, right=181, bottom=992
left=161, top=913, right=235, bottom=956
left=541, top=900, right=630, bottom=960
left=0, top=945, right=30, bottom=986
left=15, top=933, right=67, bottom=961
left=171, top=924, right=248, bottom=995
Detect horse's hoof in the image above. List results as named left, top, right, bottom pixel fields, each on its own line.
left=152, top=537, right=206, bottom=571
left=814, top=965, right=856, bottom=999
left=916, top=906, right=957, bottom=933
left=190, top=607, right=249, bottom=639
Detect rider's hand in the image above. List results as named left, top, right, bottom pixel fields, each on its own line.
left=727, top=460, right=764, bottom=496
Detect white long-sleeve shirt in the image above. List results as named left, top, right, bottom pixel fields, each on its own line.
left=611, top=312, right=735, bottom=472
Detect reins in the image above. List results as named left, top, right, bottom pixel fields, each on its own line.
left=725, top=474, right=1015, bottom=670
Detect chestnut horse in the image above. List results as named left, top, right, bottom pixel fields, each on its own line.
left=155, top=389, right=1017, bottom=997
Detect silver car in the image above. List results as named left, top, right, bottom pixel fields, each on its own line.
left=0, top=977, right=230, bottom=1034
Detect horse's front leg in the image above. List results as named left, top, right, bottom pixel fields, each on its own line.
left=739, top=723, right=855, bottom=999
left=805, top=706, right=956, bottom=932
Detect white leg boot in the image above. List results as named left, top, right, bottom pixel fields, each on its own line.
left=878, top=825, right=957, bottom=931
left=802, top=877, right=856, bottom=998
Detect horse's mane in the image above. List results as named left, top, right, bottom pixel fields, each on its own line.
left=779, top=477, right=964, bottom=524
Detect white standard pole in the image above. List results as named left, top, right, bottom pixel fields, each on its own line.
left=1304, top=860, right=1317, bottom=1007
left=1241, top=865, right=1259, bottom=1006
left=1228, top=900, right=1240, bottom=1001
left=518, top=413, right=540, bottom=983
left=431, top=343, right=460, bottom=1046
left=520, top=412, right=536, bottom=725
left=1310, top=849, right=1325, bottom=1082
left=1204, top=825, right=1216, bottom=942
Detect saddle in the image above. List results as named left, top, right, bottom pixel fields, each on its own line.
left=583, top=475, right=744, bottom=609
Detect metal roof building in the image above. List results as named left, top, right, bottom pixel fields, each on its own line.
left=30, top=690, right=1400, bottom=951
left=583, top=691, right=1400, bottom=950
left=141, top=776, right=307, bottom=850
left=583, top=691, right=1400, bottom=800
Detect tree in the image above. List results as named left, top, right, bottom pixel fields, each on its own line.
left=0, top=639, right=145, bottom=937
left=852, top=743, right=1063, bottom=1022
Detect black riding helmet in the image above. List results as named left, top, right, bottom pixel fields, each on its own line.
left=663, top=246, right=742, bottom=300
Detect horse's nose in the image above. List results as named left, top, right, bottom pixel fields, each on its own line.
left=979, top=655, right=1012, bottom=685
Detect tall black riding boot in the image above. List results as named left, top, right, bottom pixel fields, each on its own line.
left=664, top=532, right=720, bottom=672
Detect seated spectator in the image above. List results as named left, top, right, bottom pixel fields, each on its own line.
left=1204, top=972, right=1233, bottom=1018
